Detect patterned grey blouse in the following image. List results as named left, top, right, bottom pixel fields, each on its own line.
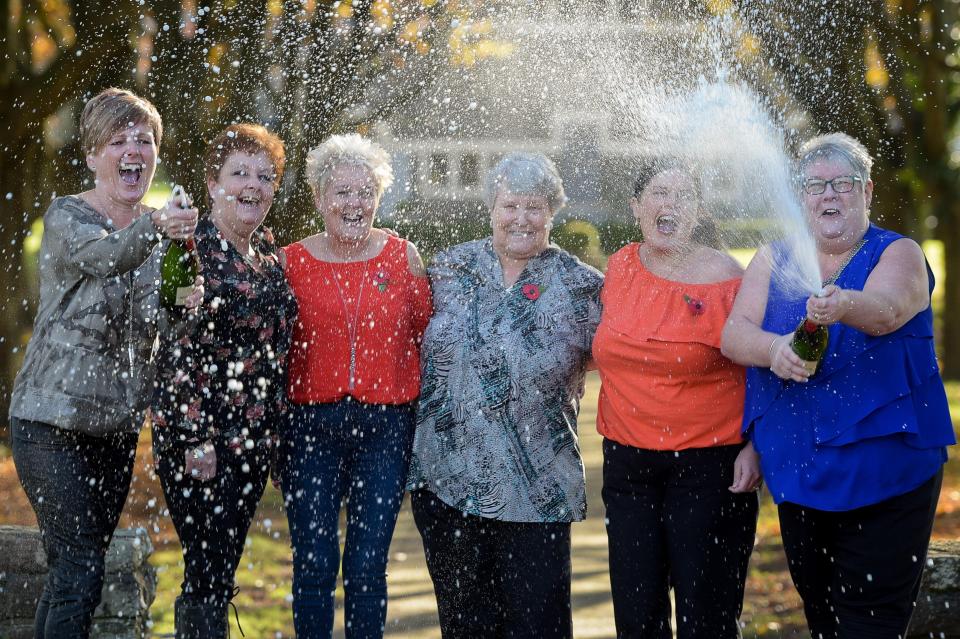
left=407, top=238, right=603, bottom=523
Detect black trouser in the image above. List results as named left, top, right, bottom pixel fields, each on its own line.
left=153, top=427, right=270, bottom=609
left=411, top=490, right=573, bottom=639
left=778, top=468, right=943, bottom=639
left=602, top=439, right=759, bottom=639
left=11, top=417, right=138, bottom=639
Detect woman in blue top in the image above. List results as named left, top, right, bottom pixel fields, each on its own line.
left=722, top=132, right=954, bottom=638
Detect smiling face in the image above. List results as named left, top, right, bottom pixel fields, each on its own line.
left=802, top=156, right=873, bottom=245
left=86, top=122, right=158, bottom=205
left=208, top=150, right=277, bottom=239
left=316, top=163, right=379, bottom=245
left=631, top=169, right=700, bottom=252
left=490, top=189, right=553, bottom=261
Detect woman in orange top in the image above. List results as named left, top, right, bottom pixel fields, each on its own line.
left=279, top=133, right=432, bottom=639
left=593, top=160, right=761, bottom=639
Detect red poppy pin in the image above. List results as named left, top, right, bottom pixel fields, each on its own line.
left=373, top=270, right=391, bottom=292
left=683, top=294, right=704, bottom=316
left=522, top=283, right=541, bottom=301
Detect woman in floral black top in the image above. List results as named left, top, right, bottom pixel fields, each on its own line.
left=152, top=124, right=297, bottom=639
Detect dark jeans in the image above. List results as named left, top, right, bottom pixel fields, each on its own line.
left=11, top=417, right=138, bottom=639
left=602, top=439, right=759, bottom=639
left=778, top=468, right=943, bottom=639
left=152, top=425, right=269, bottom=608
left=411, top=490, right=573, bottom=639
left=279, top=399, right=415, bottom=639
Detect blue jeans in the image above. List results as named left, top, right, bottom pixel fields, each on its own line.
left=279, top=398, right=415, bottom=639
left=10, top=417, right=138, bottom=639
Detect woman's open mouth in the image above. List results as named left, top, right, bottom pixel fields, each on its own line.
left=118, top=162, right=144, bottom=185
left=656, top=214, right=678, bottom=235
left=238, top=195, right=262, bottom=210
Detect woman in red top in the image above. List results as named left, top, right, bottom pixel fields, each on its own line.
left=279, top=133, right=431, bottom=639
left=593, top=160, right=761, bottom=638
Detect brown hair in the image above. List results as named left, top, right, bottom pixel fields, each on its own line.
left=79, top=88, right=163, bottom=155
left=205, top=123, right=286, bottom=188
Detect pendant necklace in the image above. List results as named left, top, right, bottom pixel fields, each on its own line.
left=327, top=258, right=370, bottom=392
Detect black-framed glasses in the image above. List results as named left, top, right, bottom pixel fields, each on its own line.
left=802, top=175, right=862, bottom=195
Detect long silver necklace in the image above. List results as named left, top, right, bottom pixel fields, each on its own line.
left=327, top=258, right=370, bottom=392
left=822, top=238, right=866, bottom=286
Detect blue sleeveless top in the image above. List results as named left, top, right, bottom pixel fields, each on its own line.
left=744, top=224, right=954, bottom=511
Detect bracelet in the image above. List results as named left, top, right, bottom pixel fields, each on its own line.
left=767, top=335, right=780, bottom=364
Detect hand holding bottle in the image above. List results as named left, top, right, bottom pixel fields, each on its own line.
left=181, top=275, right=205, bottom=310
left=767, top=332, right=812, bottom=383
left=806, top=284, right=849, bottom=326
left=159, top=185, right=203, bottom=309
left=152, top=185, right=199, bottom=240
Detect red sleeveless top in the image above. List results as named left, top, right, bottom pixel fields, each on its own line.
left=284, top=236, right=432, bottom=405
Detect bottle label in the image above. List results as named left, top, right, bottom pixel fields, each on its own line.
left=799, top=358, right=819, bottom=375
left=174, top=285, right=193, bottom=306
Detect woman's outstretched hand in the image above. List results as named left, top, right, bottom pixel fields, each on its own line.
left=806, top=284, right=848, bottom=326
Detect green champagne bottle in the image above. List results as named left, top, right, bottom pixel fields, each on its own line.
left=791, top=318, right=829, bottom=375
left=159, top=186, right=200, bottom=309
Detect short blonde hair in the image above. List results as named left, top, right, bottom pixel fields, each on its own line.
left=79, top=88, right=163, bottom=155
left=305, top=133, right=393, bottom=200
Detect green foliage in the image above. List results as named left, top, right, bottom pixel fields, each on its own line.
left=552, top=220, right=608, bottom=269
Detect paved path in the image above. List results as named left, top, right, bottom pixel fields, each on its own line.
left=377, top=371, right=616, bottom=638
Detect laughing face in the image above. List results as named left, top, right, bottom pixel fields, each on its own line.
left=631, top=169, right=700, bottom=251
left=802, top=157, right=872, bottom=244
left=208, top=150, right=277, bottom=238
left=86, top=122, right=158, bottom=205
left=490, top=189, right=553, bottom=261
left=317, top=163, right=379, bottom=245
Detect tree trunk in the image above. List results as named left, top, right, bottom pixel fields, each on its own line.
left=937, top=207, right=960, bottom=377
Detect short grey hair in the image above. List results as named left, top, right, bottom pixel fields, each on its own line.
left=305, top=133, right=394, bottom=199
left=483, top=152, right=567, bottom=212
left=797, top=132, right=873, bottom=184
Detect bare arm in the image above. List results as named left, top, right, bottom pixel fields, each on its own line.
left=406, top=240, right=427, bottom=277
left=721, top=247, right=775, bottom=366
left=721, top=247, right=811, bottom=383
left=807, top=238, right=929, bottom=336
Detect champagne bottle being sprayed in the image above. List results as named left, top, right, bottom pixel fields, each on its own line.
left=159, top=185, right=201, bottom=309
left=790, top=288, right=829, bottom=375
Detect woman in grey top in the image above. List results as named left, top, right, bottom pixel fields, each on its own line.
left=408, top=152, right=603, bottom=639
left=8, top=88, right=200, bottom=639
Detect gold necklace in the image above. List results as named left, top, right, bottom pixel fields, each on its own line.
left=822, top=238, right=866, bottom=286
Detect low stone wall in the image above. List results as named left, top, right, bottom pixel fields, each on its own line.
left=0, top=526, right=156, bottom=639
left=908, top=539, right=960, bottom=638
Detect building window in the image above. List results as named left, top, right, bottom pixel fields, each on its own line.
left=460, top=154, right=481, bottom=188
left=429, top=153, right=449, bottom=185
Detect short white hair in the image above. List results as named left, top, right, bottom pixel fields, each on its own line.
left=484, top=152, right=567, bottom=212
left=798, top=132, right=874, bottom=184
left=305, top=133, right=394, bottom=199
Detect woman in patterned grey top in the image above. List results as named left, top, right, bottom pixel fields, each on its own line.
left=408, top=152, right=602, bottom=639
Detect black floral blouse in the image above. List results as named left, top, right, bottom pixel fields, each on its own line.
left=152, top=217, right=298, bottom=449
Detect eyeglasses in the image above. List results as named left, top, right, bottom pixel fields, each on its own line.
left=801, top=175, right=862, bottom=195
